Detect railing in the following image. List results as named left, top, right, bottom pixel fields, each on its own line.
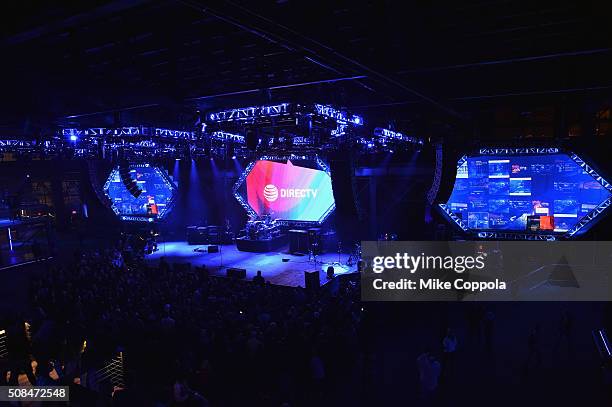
left=0, top=328, right=8, bottom=359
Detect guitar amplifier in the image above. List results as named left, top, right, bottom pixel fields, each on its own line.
left=226, top=267, right=246, bottom=279
left=289, top=229, right=309, bottom=254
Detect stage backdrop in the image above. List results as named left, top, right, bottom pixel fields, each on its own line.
left=242, top=159, right=335, bottom=223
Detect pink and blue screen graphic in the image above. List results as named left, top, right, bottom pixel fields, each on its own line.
left=245, top=160, right=335, bottom=222
left=445, top=153, right=611, bottom=233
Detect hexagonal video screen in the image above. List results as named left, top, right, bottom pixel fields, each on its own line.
left=443, top=152, right=612, bottom=236
left=235, top=158, right=335, bottom=224
left=104, top=163, right=177, bottom=222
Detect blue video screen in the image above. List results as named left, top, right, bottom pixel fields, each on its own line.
left=445, top=154, right=611, bottom=233
left=104, top=165, right=177, bottom=220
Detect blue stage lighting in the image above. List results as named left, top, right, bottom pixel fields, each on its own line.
left=70, top=135, right=78, bottom=142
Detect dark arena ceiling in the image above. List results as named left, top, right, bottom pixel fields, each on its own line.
left=2, top=0, right=611, bottom=135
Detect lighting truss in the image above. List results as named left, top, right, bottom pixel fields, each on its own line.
left=210, top=131, right=245, bottom=143
left=208, top=103, right=291, bottom=122
left=439, top=148, right=612, bottom=239
left=232, top=160, right=258, bottom=218
left=233, top=154, right=335, bottom=225
left=61, top=126, right=196, bottom=140
left=426, top=143, right=443, bottom=205
left=570, top=153, right=612, bottom=191
left=0, top=139, right=42, bottom=148
left=259, top=153, right=324, bottom=163
left=313, top=104, right=363, bottom=126
left=566, top=153, right=612, bottom=236
left=373, top=128, right=423, bottom=145
left=438, top=203, right=468, bottom=231
left=478, top=147, right=559, bottom=155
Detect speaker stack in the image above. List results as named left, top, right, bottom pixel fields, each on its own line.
left=119, top=163, right=142, bottom=198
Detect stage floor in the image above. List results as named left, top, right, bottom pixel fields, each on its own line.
left=145, top=241, right=358, bottom=287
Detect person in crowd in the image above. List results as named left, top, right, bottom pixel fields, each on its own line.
left=483, top=308, right=495, bottom=353
left=21, top=243, right=361, bottom=405
left=555, top=310, right=573, bottom=356
left=525, top=324, right=542, bottom=374
left=417, top=348, right=441, bottom=402
left=442, top=328, right=458, bottom=379
left=253, top=270, right=265, bottom=285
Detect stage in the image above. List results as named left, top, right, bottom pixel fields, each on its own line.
left=145, top=241, right=358, bottom=287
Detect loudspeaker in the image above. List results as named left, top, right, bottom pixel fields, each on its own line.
left=329, top=151, right=359, bottom=241
left=227, top=267, right=246, bottom=279
left=304, top=270, right=320, bottom=290
left=207, top=245, right=219, bottom=253
left=119, top=163, right=142, bottom=198
left=245, top=129, right=258, bottom=151
left=289, top=229, right=309, bottom=254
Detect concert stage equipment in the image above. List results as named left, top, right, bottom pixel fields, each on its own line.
left=226, top=267, right=247, bottom=279
left=236, top=234, right=287, bottom=253
left=104, top=163, right=177, bottom=223
left=244, top=217, right=281, bottom=241
left=440, top=148, right=612, bottom=240
left=187, top=226, right=207, bottom=245
left=187, top=226, right=232, bottom=245
left=308, top=228, right=322, bottom=254
left=289, top=228, right=335, bottom=255
left=119, top=162, right=142, bottom=198
left=289, top=229, right=309, bottom=254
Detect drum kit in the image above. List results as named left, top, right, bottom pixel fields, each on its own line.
left=245, top=214, right=281, bottom=240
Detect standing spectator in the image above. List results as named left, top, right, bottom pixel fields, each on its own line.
left=442, top=328, right=458, bottom=379
left=525, top=325, right=542, bottom=373
left=483, top=309, right=495, bottom=353
left=253, top=270, right=265, bottom=286
left=555, top=310, right=573, bottom=356
left=310, top=348, right=326, bottom=400
left=417, top=348, right=441, bottom=402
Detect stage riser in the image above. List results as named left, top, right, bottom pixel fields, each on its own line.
left=235, top=235, right=288, bottom=252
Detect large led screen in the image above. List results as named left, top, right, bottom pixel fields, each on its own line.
left=444, top=153, right=611, bottom=234
left=238, top=159, right=335, bottom=223
left=104, top=164, right=177, bottom=221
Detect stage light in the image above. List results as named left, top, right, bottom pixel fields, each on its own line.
left=70, top=135, right=78, bottom=142
left=175, top=158, right=181, bottom=161
left=232, top=155, right=236, bottom=160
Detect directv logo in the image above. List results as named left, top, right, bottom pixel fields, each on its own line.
left=263, top=184, right=318, bottom=202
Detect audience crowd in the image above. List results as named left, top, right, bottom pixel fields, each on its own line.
left=3, top=248, right=363, bottom=406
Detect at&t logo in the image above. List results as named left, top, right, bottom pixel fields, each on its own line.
left=263, top=184, right=279, bottom=202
